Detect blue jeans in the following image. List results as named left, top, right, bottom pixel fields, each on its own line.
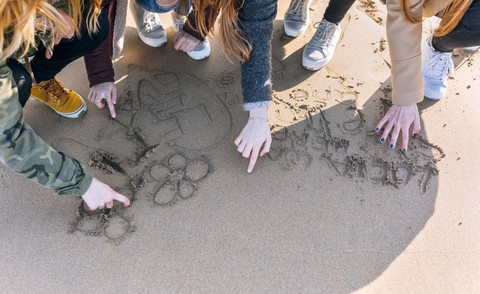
left=135, top=0, right=191, bottom=14
left=432, top=0, right=480, bottom=52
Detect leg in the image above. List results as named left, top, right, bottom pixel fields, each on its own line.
left=173, top=0, right=191, bottom=17
left=431, top=0, right=480, bottom=52
left=29, top=4, right=109, bottom=118
left=324, top=0, right=357, bottom=24
left=30, top=5, right=109, bottom=83
left=6, top=59, right=33, bottom=108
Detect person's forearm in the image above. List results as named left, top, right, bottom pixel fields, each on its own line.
left=386, top=0, right=424, bottom=105
left=0, top=63, right=92, bottom=195
left=239, top=0, right=277, bottom=110
left=84, top=0, right=115, bottom=87
left=181, top=5, right=214, bottom=42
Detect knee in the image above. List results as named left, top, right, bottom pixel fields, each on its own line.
left=6, top=59, right=33, bottom=107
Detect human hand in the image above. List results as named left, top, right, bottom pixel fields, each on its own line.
left=46, top=9, right=75, bottom=59
left=234, top=107, right=272, bottom=173
left=81, top=178, right=130, bottom=210
left=173, top=30, right=201, bottom=52
left=375, top=103, right=421, bottom=152
left=87, top=82, right=117, bottom=118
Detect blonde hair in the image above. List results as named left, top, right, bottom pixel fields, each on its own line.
left=1, top=0, right=101, bottom=63
left=69, top=0, right=103, bottom=35
left=190, top=0, right=252, bottom=63
left=401, top=0, right=473, bottom=37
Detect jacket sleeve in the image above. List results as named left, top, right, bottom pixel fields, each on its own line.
left=238, top=0, right=277, bottom=110
left=182, top=6, right=212, bottom=42
left=84, top=0, right=115, bottom=87
left=386, top=0, right=425, bottom=105
left=0, top=62, right=93, bottom=196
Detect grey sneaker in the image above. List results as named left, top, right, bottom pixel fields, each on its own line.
left=284, top=0, right=312, bottom=37
left=302, top=19, right=341, bottom=71
left=130, top=0, right=167, bottom=47
left=187, top=37, right=210, bottom=60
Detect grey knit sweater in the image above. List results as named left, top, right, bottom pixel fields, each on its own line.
left=239, top=0, right=277, bottom=110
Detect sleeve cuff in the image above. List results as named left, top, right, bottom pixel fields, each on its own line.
left=54, top=171, right=93, bottom=196
left=243, top=101, right=271, bottom=111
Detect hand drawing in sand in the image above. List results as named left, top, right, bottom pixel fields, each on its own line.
left=54, top=138, right=213, bottom=241
left=268, top=84, right=444, bottom=194
left=71, top=200, right=134, bottom=243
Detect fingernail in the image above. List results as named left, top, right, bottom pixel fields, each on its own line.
left=402, top=148, right=406, bottom=153
left=380, top=138, right=385, bottom=143
left=413, top=133, right=417, bottom=138
left=375, top=128, right=379, bottom=131
left=390, top=144, right=394, bottom=149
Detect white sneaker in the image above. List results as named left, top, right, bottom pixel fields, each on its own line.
left=422, top=34, right=454, bottom=100
left=302, top=19, right=341, bottom=71
left=130, top=0, right=167, bottom=47
left=187, top=37, right=210, bottom=60
left=284, top=0, right=312, bottom=37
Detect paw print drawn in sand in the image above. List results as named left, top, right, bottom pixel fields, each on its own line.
left=71, top=201, right=134, bottom=243
left=146, top=153, right=213, bottom=206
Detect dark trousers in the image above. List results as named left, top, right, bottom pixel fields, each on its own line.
left=323, top=0, right=480, bottom=52
left=323, top=0, right=355, bottom=24
left=31, top=6, right=109, bottom=83
left=7, top=6, right=108, bottom=107
left=432, top=0, right=480, bottom=52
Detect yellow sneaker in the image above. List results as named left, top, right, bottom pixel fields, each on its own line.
left=31, top=78, right=87, bottom=118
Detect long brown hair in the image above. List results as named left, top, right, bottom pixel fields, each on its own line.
left=401, top=0, right=473, bottom=37
left=0, top=0, right=101, bottom=63
left=191, top=0, right=252, bottom=63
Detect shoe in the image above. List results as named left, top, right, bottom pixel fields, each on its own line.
left=284, top=0, right=312, bottom=37
left=422, top=34, right=454, bottom=100
left=302, top=19, right=341, bottom=71
left=130, top=0, right=167, bottom=47
left=172, top=12, right=187, bottom=33
left=31, top=78, right=87, bottom=118
left=187, top=37, right=210, bottom=60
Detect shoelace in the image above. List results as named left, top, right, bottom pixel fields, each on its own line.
left=172, top=15, right=186, bottom=32
left=286, top=0, right=308, bottom=21
left=309, top=21, right=336, bottom=50
left=144, top=11, right=161, bottom=32
left=43, top=79, right=67, bottom=104
left=426, top=52, right=454, bottom=82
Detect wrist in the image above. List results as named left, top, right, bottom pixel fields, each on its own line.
left=249, top=107, right=268, bottom=118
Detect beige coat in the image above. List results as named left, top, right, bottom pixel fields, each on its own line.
left=386, top=0, right=451, bottom=105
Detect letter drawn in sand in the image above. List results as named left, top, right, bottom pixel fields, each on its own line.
left=268, top=84, right=443, bottom=193
left=99, top=65, right=233, bottom=152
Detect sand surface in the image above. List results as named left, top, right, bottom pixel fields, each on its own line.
left=1, top=0, right=479, bottom=292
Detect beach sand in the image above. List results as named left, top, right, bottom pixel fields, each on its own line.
left=1, top=0, right=479, bottom=292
